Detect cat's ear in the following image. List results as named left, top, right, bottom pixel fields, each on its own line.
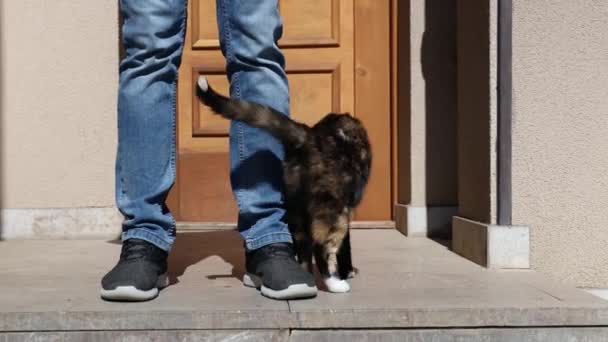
left=337, top=128, right=349, bottom=141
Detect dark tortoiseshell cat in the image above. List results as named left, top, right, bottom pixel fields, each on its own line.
left=196, top=76, right=371, bottom=292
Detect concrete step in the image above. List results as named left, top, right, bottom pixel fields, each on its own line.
left=3, top=328, right=608, bottom=342
left=1, top=229, right=607, bottom=341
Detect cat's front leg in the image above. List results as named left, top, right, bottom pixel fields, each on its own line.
left=320, top=238, right=351, bottom=293
left=294, top=236, right=314, bottom=273
left=311, top=214, right=351, bottom=293
left=322, top=247, right=351, bottom=293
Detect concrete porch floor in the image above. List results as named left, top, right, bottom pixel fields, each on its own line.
left=1, top=229, right=608, bottom=341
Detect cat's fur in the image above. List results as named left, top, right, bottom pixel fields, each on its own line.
left=196, top=76, right=372, bottom=292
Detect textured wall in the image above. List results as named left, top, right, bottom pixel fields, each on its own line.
left=512, top=1, right=608, bottom=287
left=0, top=1, right=119, bottom=208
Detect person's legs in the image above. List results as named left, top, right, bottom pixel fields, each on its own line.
left=216, top=0, right=292, bottom=251
left=101, top=0, right=187, bottom=301
left=216, top=0, right=317, bottom=299
left=116, top=0, right=187, bottom=251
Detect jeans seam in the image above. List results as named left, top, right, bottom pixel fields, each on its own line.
left=165, top=0, right=189, bottom=236
left=233, top=74, right=246, bottom=209
left=223, top=0, right=246, bottom=209
left=222, top=0, right=234, bottom=62
left=116, top=146, right=126, bottom=202
left=224, top=0, right=245, bottom=163
left=235, top=76, right=245, bottom=163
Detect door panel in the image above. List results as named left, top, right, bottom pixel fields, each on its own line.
left=171, top=0, right=391, bottom=222
left=191, top=0, right=341, bottom=49
left=192, top=66, right=343, bottom=138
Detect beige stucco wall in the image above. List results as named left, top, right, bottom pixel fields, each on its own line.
left=0, top=1, right=119, bottom=209
left=512, top=1, right=608, bottom=287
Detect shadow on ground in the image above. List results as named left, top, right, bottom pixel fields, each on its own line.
left=107, top=229, right=334, bottom=291
left=168, top=230, right=245, bottom=285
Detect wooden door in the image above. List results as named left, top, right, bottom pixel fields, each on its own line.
left=169, top=0, right=392, bottom=223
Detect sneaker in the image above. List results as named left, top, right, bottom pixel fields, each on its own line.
left=243, top=243, right=317, bottom=300
left=100, top=238, right=169, bottom=301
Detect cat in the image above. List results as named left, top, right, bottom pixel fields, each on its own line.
left=196, top=76, right=372, bottom=293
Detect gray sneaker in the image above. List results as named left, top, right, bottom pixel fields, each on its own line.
left=100, top=239, right=169, bottom=301
left=244, top=243, right=317, bottom=300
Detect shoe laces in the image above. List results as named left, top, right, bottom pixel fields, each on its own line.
left=120, top=239, right=154, bottom=261
left=263, top=243, right=295, bottom=260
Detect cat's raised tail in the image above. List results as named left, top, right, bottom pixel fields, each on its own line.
left=196, top=76, right=309, bottom=148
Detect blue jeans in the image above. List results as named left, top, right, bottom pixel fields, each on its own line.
left=116, top=0, right=292, bottom=252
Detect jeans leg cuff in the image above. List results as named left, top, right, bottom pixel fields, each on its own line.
left=122, top=228, right=174, bottom=252
left=245, top=232, right=293, bottom=252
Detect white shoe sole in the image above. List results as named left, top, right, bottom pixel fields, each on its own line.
left=100, top=273, right=169, bottom=301
left=243, top=273, right=317, bottom=300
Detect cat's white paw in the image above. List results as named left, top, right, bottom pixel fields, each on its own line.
left=324, top=276, right=351, bottom=293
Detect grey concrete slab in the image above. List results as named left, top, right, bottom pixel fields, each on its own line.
left=1, top=229, right=607, bottom=332
left=289, top=230, right=608, bottom=328
left=291, top=328, right=608, bottom=342
left=5, top=328, right=607, bottom=342
left=0, top=231, right=290, bottom=330
left=0, top=330, right=288, bottom=342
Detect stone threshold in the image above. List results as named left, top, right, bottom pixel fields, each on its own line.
left=3, top=306, right=608, bottom=332
left=5, top=328, right=608, bottom=342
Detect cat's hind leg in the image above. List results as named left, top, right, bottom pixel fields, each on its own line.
left=312, top=212, right=351, bottom=293
left=336, top=229, right=355, bottom=280
left=313, top=242, right=351, bottom=292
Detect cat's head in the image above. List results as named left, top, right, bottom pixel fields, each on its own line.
left=316, top=113, right=366, bottom=141
left=315, top=113, right=371, bottom=158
